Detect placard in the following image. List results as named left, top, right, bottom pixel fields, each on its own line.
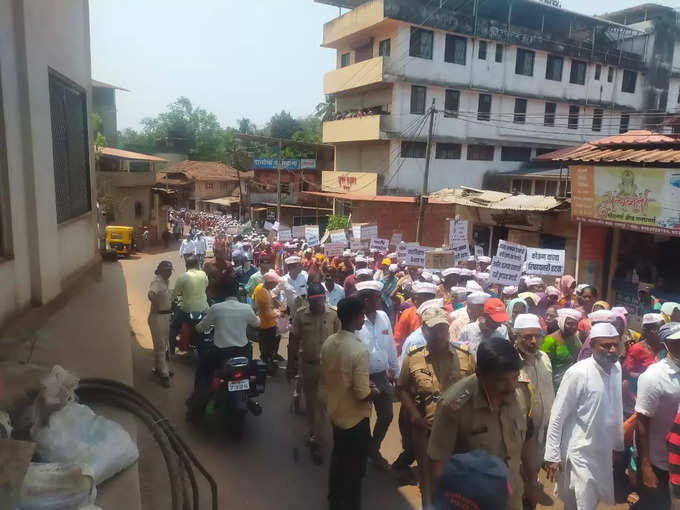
left=225, top=225, right=238, bottom=235
left=330, top=230, right=347, bottom=244
left=369, top=238, right=389, bottom=252
left=350, top=239, right=364, bottom=251
left=305, top=225, right=320, bottom=247
left=424, top=250, right=455, bottom=270
left=204, top=236, right=215, bottom=258
left=390, top=232, right=403, bottom=247
left=451, top=241, right=470, bottom=262
left=475, top=245, right=484, bottom=258
left=405, top=245, right=428, bottom=267
left=272, top=221, right=280, bottom=232
left=264, top=221, right=274, bottom=231
left=352, top=225, right=362, bottom=239
left=397, top=242, right=408, bottom=261
left=488, top=240, right=527, bottom=286
left=324, top=243, right=345, bottom=258
left=361, top=224, right=378, bottom=240
left=277, top=228, right=292, bottom=241
left=525, top=248, right=565, bottom=276
left=292, top=225, right=305, bottom=239
left=448, top=219, right=468, bottom=246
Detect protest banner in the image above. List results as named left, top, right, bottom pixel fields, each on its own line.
left=352, top=224, right=362, bottom=240
left=475, top=245, right=484, bottom=258
left=390, top=232, right=403, bottom=247
left=292, top=225, right=305, bottom=239
left=264, top=221, right=274, bottom=231
left=361, top=224, right=378, bottom=240
left=204, top=236, right=215, bottom=258
left=525, top=248, right=566, bottom=276
left=350, top=239, right=364, bottom=251
left=488, top=240, right=527, bottom=286
left=324, top=243, right=345, bottom=258
left=397, top=242, right=408, bottom=261
left=226, top=225, right=238, bottom=235
left=305, top=225, right=320, bottom=247
left=405, top=245, right=428, bottom=267
left=277, top=228, right=292, bottom=241
left=451, top=240, right=470, bottom=263
left=424, top=250, right=455, bottom=270
left=370, top=238, right=389, bottom=253
left=330, top=230, right=347, bottom=244
left=448, top=219, right=468, bottom=246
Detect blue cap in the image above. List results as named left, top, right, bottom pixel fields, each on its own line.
left=433, top=450, right=510, bottom=510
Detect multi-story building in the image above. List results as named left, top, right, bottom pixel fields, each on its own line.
left=318, top=0, right=680, bottom=193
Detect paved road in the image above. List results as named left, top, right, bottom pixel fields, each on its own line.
left=120, top=247, right=625, bottom=510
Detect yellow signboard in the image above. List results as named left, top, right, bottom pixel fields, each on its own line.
left=321, top=171, right=378, bottom=195
left=571, top=165, right=680, bottom=237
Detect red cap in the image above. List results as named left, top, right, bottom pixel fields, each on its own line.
left=484, top=298, right=510, bottom=323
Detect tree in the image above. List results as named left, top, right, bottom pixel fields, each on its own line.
left=237, top=118, right=256, bottom=134
left=315, top=95, right=336, bottom=122
left=93, top=113, right=107, bottom=160
left=268, top=110, right=300, bottom=139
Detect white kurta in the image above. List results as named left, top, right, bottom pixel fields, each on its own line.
left=544, top=356, right=624, bottom=510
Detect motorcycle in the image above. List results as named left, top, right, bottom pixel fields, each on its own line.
left=205, top=356, right=268, bottom=437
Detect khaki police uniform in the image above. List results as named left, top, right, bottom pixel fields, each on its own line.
left=398, top=343, right=474, bottom=506
left=291, top=304, right=341, bottom=442
left=427, top=374, right=534, bottom=510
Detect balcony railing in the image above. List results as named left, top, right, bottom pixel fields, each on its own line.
left=324, top=56, right=392, bottom=95
left=323, top=114, right=384, bottom=143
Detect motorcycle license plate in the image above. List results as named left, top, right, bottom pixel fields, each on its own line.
left=228, top=380, right=250, bottom=392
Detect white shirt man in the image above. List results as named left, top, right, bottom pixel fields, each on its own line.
left=196, top=296, right=261, bottom=349
left=194, top=236, right=207, bottom=257
left=544, top=322, right=624, bottom=510
left=179, top=238, right=196, bottom=257
left=356, top=308, right=399, bottom=376
left=282, top=256, right=309, bottom=301
left=458, top=320, right=508, bottom=360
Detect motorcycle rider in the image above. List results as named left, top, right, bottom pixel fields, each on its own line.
left=287, top=282, right=341, bottom=464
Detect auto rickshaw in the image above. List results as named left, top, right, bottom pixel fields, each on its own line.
left=105, top=225, right=135, bottom=258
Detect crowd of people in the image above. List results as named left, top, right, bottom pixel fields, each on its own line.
left=146, top=217, right=680, bottom=510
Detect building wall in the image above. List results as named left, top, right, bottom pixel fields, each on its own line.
left=334, top=141, right=391, bottom=173
left=0, top=0, right=97, bottom=325
left=189, top=180, right=239, bottom=200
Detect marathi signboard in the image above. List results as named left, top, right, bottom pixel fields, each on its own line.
left=253, top=158, right=316, bottom=170
left=405, top=245, right=428, bottom=267
left=277, top=228, right=292, bottom=241
left=451, top=240, right=471, bottom=263
left=370, top=238, right=389, bottom=252
left=448, top=219, right=469, bottom=247
left=489, top=240, right=527, bottom=286
left=425, top=250, right=456, bottom=270
left=352, top=223, right=378, bottom=240
left=305, top=225, right=320, bottom=247
left=329, top=230, right=348, bottom=244
left=324, top=243, right=345, bottom=258
left=571, top=165, right=680, bottom=237
left=322, top=171, right=378, bottom=195
left=390, top=232, right=403, bottom=247
left=292, top=225, right=306, bottom=239
left=204, top=236, right=215, bottom=258
left=525, top=248, right=565, bottom=276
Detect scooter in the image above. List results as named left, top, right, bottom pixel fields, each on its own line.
left=206, top=356, right=268, bottom=438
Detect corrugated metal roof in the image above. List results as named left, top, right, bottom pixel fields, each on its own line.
left=100, top=147, right=166, bottom=162
left=535, top=130, right=680, bottom=163
left=430, top=188, right=567, bottom=211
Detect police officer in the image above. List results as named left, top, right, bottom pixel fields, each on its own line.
left=397, top=306, right=474, bottom=507
left=427, top=337, right=539, bottom=510
left=287, top=281, right=341, bottom=464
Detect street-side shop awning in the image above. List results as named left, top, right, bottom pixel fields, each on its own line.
left=202, top=197, right=241, bottom=206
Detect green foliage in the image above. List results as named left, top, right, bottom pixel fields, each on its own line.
left=93, top=113, right=107, bottom=160
left=237, top=118, right=256, bottom=134
left=315, top=95, right=336, bottom=122
left=326, top=214, right=350, bottom=232
left=268, top=110, right=300, bottom=139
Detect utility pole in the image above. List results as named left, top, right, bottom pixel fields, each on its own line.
left=416, top=99, right=436, bottom=244
left=277, top=138, right=282, bottom=223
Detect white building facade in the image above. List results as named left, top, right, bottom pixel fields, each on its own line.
left=319, top=0, right=680, bottom=193
left=0, top=0, right=98, bottom=324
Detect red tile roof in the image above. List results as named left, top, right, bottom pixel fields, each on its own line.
left=158, top=161, right=252, bottom=182
left=535, top=130, right=680, bottom=163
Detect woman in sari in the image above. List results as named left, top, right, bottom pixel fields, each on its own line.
left=541, top=307, right=582, bottom=391
left=557, top=274, right=577, bottom=308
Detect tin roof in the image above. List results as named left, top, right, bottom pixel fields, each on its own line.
left=534, top=130, right=680, bottom=164
left=430, top=188, right=567, bottom=212
left=100, top=147, right=166, bottom=162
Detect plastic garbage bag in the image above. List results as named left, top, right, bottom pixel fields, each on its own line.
left=31, top=365, right=79, bottom=430
left=17, top=462, right=96, bottom=510
left=32, top=402, right=139, bottom=484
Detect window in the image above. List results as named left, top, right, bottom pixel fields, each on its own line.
left=280, top=183, right=290, bottom=194
left=401, top=141, right=427, bottom=158
left=568, top=105, right=579, bottom=129
left=340, top=53, right=351, bottom=67
left=545, top=55, right=563, bottom=81
left=534, top=180, right=547, bottom=195
left=514, top=98, right=527, bottom=123
left=620, top=113, right=630, bottom=133
left=622, top=70, right=637, bottom=93
left=521, top=179, right=533, bottom=194
left=495, top=44, right=503, bottom=63
left=478, top=41, right=487, bottom=60
left=444, top=89, right=460, bottom=118
left=205, top=182, right=214, bottom=190
left=592, top=108, right=603, bottom=132
left=544, top=102, right=556, bottom=126
left=570, top=60, right=586, bottom=85
left=445, top=34, right=466, bottom=65
left=134, top=201, right=143, bottom=218
left=378, top=38, right=391, bottom=57
left=501, top=146, right=531, bottom=161
left=477, top=93, right=492, bottom=121
left=435, top=143, right=462, bottom=159
left=607, top=66, right=614, bottom=83
left=410, top=85, right=426, bottom=114
left=467, top=144, right=494, bottom=161
left=410, top=27, right=433, bottom=60
left=49, top=71, right=91, bottom=224
left=546, top=181, right=558, bottom=196
left=595, top=64, right=602, bottom=80
left=515, top=49, right=535, bottom=76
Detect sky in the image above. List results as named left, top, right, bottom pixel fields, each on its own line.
left=89, top=0, right=680, bottom=132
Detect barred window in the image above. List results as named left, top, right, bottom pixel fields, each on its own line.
left=467, top=144, right=494, bottom=161
left=435, top=143, right=462, bottom=159
left=49, top=71, right=91, bottom=224
left=401, top=141, right=427, bottom=158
